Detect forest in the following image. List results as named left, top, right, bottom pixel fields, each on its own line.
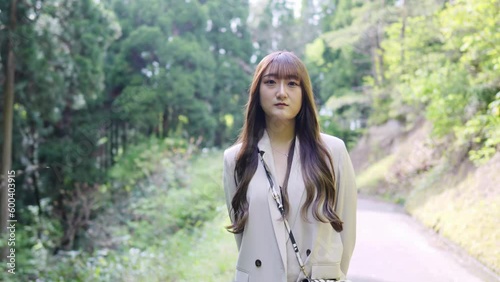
left=0, top=0, right=498, bottom=280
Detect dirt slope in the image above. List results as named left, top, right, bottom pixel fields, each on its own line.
left=350, top=119, right=499, bottom=274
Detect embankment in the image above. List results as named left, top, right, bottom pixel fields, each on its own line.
left=351, top=119, right=499, bottom=274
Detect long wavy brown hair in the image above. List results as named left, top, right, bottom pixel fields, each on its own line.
left=227, top=51, right=343, bottom=234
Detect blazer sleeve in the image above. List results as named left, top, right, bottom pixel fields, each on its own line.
left=223, top=148, right=243, bottom=250
left=334, top=141, right=357, bottom=275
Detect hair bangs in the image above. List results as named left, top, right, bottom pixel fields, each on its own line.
left=265, top=53, right=302, bottom=81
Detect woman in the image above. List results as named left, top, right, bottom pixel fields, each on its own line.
left=223, top=51, right=357, bottom=282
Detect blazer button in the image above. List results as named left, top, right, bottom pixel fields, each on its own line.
left=306, top=249, right=311, bottom=256
left=255, top=259, right=262, bottom=267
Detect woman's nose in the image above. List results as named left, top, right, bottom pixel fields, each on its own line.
left=276, top=81, right=286, bottom=98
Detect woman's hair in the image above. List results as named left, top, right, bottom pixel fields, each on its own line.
left=227, top=51, right=343, bottom=234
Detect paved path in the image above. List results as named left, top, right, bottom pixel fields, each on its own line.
left=347, top=196, right=499, bottom=282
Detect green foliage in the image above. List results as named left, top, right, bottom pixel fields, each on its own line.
left=103, top=0, right=253, bottom=146
left=110, top=149, right=226, bottom=280
left=1, top=0, right=119, bottom=256
left=406, top=154, right=500, bottom=273
left=319, top=93, right=367, bottom=148
left=205, top=0, right=253, bottom=145
left=460, top=92, right=500, bottom=165
left=165, top=211, right=237, bottom=281
left=356, top=154, right=396, bottom=193
left=0, top=200, right=63, bottom=281
left=7, top=0, right=499, bottom=280
left=2, top=1, right=253, bottom=280
left=109, top=144, right=223, bottom=249
left=8, top=137, right=227, bottom=281
left=303, top=0, right=379, bottom=143
left=108, top=137, right=188, bottom=190
left=378, top=0, right=500, bottom=163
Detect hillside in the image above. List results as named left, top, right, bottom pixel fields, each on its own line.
left=351, top=119, right=499, bottom=274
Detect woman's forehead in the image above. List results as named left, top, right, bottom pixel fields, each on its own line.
left=263, top=60, right=300, bottom=79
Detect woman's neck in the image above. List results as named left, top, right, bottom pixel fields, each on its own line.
left=266, top=119, right=295, bottom=145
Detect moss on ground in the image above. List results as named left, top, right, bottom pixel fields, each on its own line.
left=356, top=154, right=396, bottom=194
left=357, top=148, right=499, bottom=274
left=406, top=156, right=500, bottom=274
left=353, top=118, right=499, bottom=275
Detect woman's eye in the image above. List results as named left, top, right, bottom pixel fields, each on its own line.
left=288, top=81, right=299, bottom=86
left=264, top=79, right=276, bottom=85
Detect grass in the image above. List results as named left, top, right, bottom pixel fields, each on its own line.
left=167, top=208, right=238, bottom=281
left=102, top=149, right=239, bottom=281
left=98, top=208, right=238, bottom=282
left=356, top=154, right=396, bottom=194
left=406, top=159, right=500, bottom=274
left=27, top=148, right=240, bottom=282
left=356, top=130, right=500, bottom=275
left=167, top=149, right=238, bottom=281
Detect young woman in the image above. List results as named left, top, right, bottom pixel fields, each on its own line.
left=223, top=51, right=357, bottom=282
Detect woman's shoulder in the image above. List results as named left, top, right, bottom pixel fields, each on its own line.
left=319, top=133, right=351, bottom=168
left=223, top=142, right=242, bottom=162
left=319, top=133, right=347, bottom=152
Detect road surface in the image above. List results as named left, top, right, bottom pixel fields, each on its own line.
left=347, top=196, right=499, bottom=282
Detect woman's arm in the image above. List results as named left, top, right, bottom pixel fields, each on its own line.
left=335, top=141, right=357, bottom=275
left=223, top=148, right=243, bottom=250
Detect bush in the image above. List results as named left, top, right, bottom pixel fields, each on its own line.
left=10, top=136, right=227, bottom=281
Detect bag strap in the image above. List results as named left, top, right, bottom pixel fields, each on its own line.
left=257, top=140, right=310, bottom=279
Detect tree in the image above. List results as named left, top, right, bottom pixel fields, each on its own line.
left=104, top=0, right=255, bottom=147
left=0, top=0, right=17, bottom=259
left=250, top=0, right=320, bottom=58
left=302, top=0, right=385, bottom=143
left=205, top=0, right=254, bottom=145
left=0, top=0, right=118, bottom=253
left=106, top=0, right=216, bottom=143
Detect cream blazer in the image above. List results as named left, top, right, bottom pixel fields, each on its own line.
left=223, top=131, right=357, bottom=282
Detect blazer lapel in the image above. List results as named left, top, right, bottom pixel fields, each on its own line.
left=257, top=131, right=287, bottom=272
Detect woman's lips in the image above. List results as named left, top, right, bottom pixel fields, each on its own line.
left=274, top=103, right=288, bottom=106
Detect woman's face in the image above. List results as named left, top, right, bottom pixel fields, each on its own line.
left=259, top=68, right=303, bottom=124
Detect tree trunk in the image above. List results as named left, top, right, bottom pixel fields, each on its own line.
left=373, top=0, right=386, bottom=86
left=1, top=0, right=18, bottom=260
left=122, top=122, right=127, bottom=152
left=400, top=0, right=407, bottom=70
